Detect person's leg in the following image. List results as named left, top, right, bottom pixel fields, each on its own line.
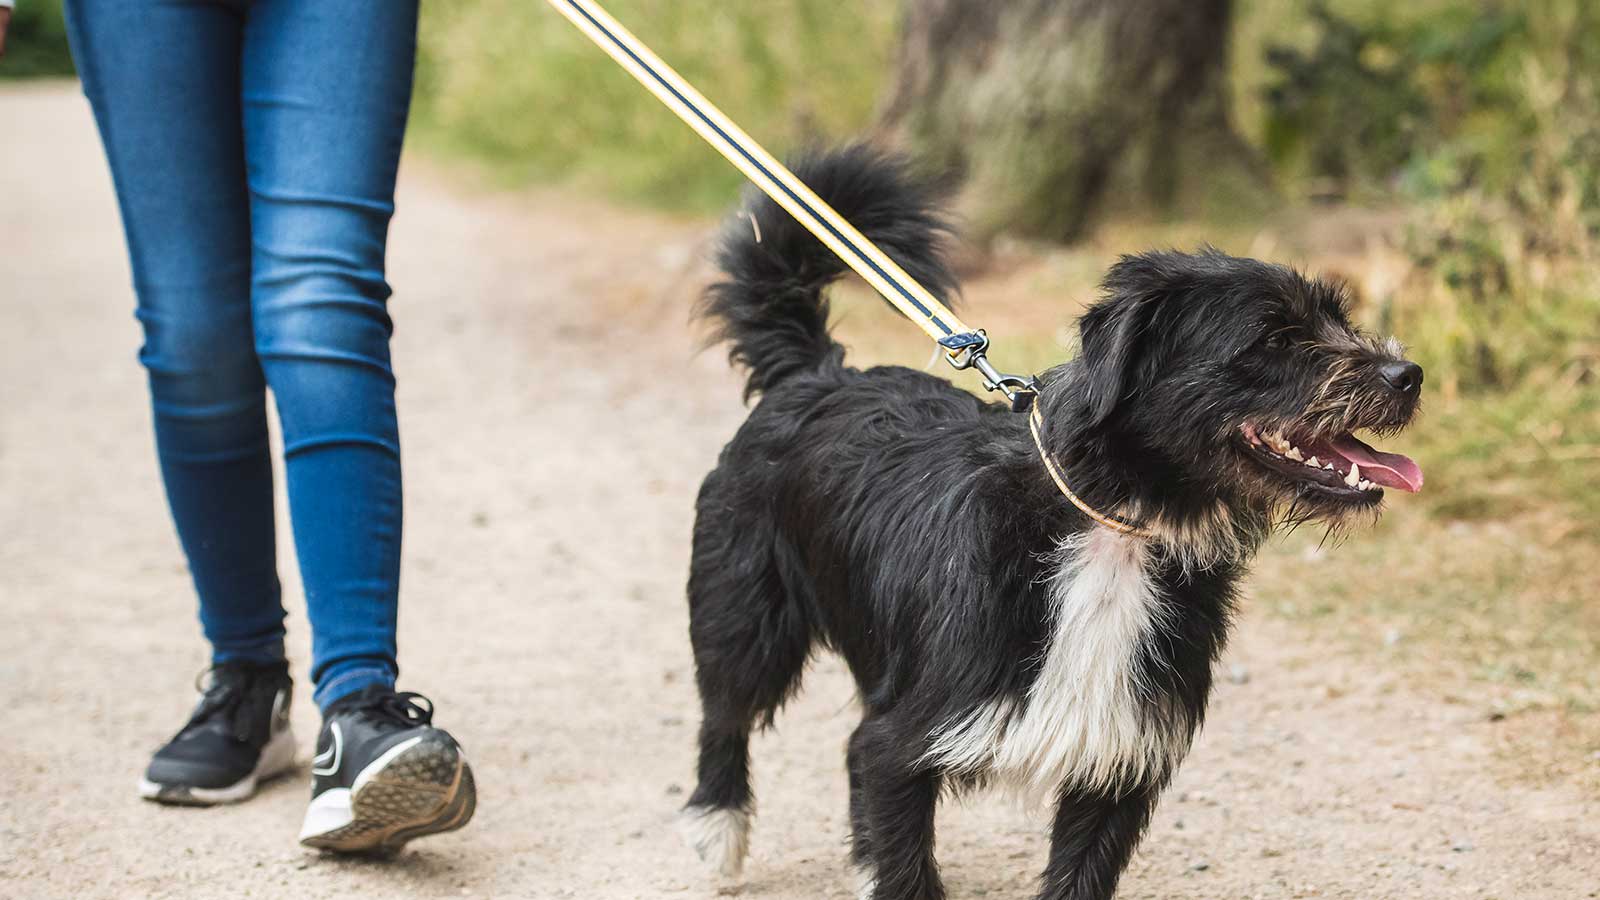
left=239, top=0, right=418, bottom=711
left=65, top=0, right=287, bottom=668
left=239, top=2, right=476, bottom=850
left=66, top=0, right=298, bottom=805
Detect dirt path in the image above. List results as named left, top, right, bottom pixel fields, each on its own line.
left=2, top=82, right=1595, bottom=900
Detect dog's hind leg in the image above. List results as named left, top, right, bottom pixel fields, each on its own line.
left=681, top=723, right=757, bottom=885
left=1035, top=786, right=1158, bottom=900
left=680, top=510, right=813, bottom=882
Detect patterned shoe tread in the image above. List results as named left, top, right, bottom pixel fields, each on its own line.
left=389, top=764, right=477, bottom=847
left=301, top=732, right=476, bottom=853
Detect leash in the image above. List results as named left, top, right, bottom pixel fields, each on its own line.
left=544, top=0, right=1039, bottom=411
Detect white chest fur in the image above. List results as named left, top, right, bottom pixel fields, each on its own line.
left=924, top=529, right=1191, bottom=802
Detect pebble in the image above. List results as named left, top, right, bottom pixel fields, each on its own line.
left=1228, top=664, right=1251, bottom=685
left=1190, top=860, right=1211, bottom=872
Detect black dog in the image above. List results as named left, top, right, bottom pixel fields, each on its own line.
left=680, top=147, right=1423, bottom=900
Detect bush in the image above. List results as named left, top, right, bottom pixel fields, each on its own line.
left=1392, top=1, right=1600, bottom=397
left=1259, top=1, right=1523, bottom=200
left=1259, top=1, right=1598, bottom=398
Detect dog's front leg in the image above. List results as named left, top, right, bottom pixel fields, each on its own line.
left=1035, top=786, right=1158, bottom=900
left=849, top=719, right=945, bottom=900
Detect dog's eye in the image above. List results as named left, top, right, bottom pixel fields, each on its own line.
left=1263, top=331, right=1294, bottom=352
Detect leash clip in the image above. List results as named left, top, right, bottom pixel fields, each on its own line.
left=940, top=331, right=1039, bottom=413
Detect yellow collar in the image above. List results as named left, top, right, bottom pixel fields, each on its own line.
left=1028, top=403, right=1152, bottom=538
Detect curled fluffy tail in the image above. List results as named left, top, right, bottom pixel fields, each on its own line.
left=700, top=145, right=958, bottom=400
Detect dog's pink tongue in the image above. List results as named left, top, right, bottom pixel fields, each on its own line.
left=1331, top=434, right=1423, bottom=492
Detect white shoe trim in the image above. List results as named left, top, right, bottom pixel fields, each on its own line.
left=311, top=722, right=343, bottom=776
left=298, top=734, right=426, bottom=842
left=298, top=787, right=355, bottom=840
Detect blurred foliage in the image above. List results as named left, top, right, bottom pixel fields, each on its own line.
left=412, top=0, right=897, bottom=212
left=1259, top=2, right=1523, bottom=199
left=1393, top=3, right=1600, bottom=401
left=0, top=0, right=75, bottom=78
left=1253, top=0, right=1598, bottom=439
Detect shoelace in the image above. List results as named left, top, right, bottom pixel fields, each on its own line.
left=184, top=665, right=282, bottom=745
left=361, top=690, right=435, bottom=729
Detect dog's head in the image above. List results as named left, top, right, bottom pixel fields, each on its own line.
left=1048, top=249, right=1422, bottom=532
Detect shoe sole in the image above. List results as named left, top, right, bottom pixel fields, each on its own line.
left=138, top=727, right=297, bottom=806
left=297, top=730, right=476, bottom=853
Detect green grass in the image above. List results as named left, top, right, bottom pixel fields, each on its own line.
left=412, top=0, right=898, bottom=213
left=0, top=0, right=75, bottom=79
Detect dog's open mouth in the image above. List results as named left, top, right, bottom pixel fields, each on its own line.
left=1239, top=423, right=1423, bottom=497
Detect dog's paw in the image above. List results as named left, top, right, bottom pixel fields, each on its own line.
left=678, top=804, right=751, bottom=889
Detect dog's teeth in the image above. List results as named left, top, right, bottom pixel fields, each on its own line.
left=1305, top=456, right=1320, bottom=467
left=1324, top=462, right=1335, bottom=470
left=1359, top=479, right=1373, bottom=491
left=1285, top=447, right=1304, bottom=461
left=1345, top=463, right=1361, bottom=487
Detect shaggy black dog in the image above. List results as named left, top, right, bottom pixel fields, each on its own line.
left=680, top=146, right=1423, bottom=900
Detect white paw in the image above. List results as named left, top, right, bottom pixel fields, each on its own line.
left=678, top=804, right=751, bottom=886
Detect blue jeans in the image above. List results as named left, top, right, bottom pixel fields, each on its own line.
left=65, top=0, right=419, bottom=711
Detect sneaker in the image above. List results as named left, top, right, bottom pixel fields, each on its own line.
left=298, top=687, right=476, bottom=852
left=138, top=661, right=296, bottom=806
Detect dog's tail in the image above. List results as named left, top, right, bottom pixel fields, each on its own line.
left=700, top=144, right=958, bottom=400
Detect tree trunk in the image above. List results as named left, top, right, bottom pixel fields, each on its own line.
left=879, top=0, right=1270, bottom=242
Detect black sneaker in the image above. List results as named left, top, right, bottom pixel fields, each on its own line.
left=139, top=661, right=296, bottom=806
left=298, top=687, right=476, bottom=852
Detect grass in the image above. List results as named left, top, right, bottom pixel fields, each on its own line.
left=0, top=1, right=75, bottom=78
left=412, top=0, right=898, bottom=214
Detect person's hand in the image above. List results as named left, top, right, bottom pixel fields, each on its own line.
left=0, top=7, right=12, bottom=59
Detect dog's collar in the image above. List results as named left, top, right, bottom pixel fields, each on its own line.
left=1028, top=403, right=1152, bottom=539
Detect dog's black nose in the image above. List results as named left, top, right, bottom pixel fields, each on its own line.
left=1380, top=360, right=1424, bottom=395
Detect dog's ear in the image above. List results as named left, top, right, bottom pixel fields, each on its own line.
left=1079, top=253, right=1187, bottom=426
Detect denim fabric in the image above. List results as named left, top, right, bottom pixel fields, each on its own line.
left=65, top=0, right=420, bottom=711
